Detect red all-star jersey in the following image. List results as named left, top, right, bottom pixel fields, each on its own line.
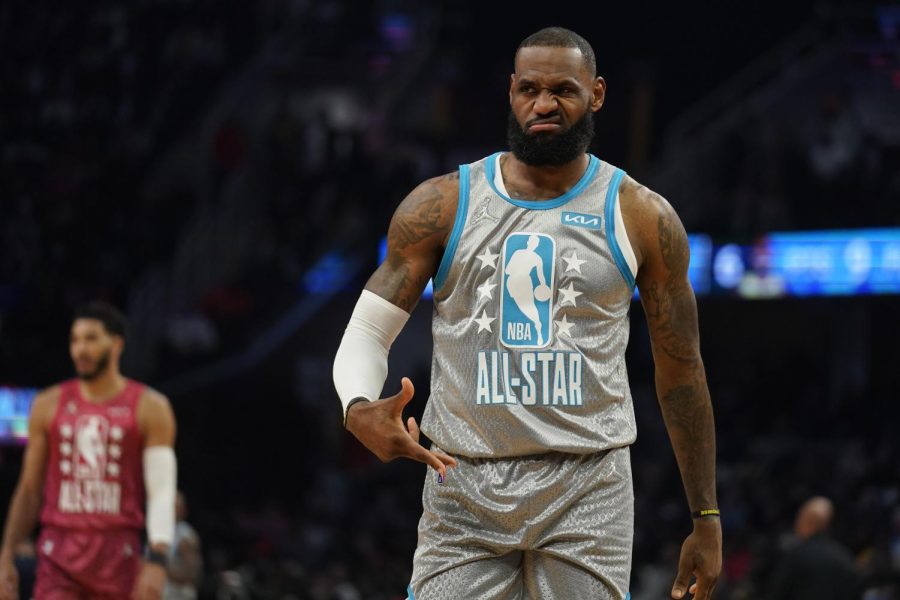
left=40, top=379, right=146, bottom=530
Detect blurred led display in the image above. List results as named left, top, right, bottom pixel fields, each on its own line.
left=0, top=386, right=36, bottom=444
left=304, top=251, right=357, bottom=294
left=688, top=234, right=714, bottom=295
left=763, top=229, right=900, bottom=296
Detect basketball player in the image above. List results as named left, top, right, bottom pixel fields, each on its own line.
left=333, top=27, right=721, bottom=600
left=0, top=302, right=177, bottom=599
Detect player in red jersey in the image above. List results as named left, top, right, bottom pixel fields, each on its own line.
left=0, top=302, right=177, bottom=600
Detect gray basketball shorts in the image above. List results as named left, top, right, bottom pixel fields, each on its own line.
left=408, top=446, right=634, bottom=600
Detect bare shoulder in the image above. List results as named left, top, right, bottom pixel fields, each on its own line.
left=137, top=385, right=173, bottom=415
left=619, top=176, right=673, bottom=218
left=619, top=175, right=687, bottom=272
left=30, top=385, right=62, bottom=428
left=388, top=170, right=460, bottom=251
left=138, top=386, right=176, bottom=445
left=367, top=170, right=461, bottom=312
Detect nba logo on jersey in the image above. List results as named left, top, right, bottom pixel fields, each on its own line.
left=73, top=415, right=109, bottom=480
left=500, top=232, right=556, bottom=349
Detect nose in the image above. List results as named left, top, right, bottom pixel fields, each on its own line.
left=533, top=90, right=558, bottom=115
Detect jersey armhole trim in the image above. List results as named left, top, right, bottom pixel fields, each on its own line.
left=604, top=168, right=636, bottom=290
left=433, top=164, right=470, bottom=291
left=613, top=186, right=639, bottom=280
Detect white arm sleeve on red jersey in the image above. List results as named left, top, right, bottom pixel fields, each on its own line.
left=143, top=445, right=176, bottom=547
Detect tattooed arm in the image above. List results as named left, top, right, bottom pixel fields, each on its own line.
left=621, top=178, right=721, bottom=600
left=342, top=172, right=460, bottom=475
left=365, top=171, right=459, bottom=311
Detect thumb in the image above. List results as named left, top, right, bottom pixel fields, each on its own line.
left=671, top=550, right=692, bottom=599
left=390, top=377, right=415, bottom=415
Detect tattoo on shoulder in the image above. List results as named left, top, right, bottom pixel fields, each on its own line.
left=388, top=173, right=456, bottom=252
left=372, top=172, right=458, bottom=311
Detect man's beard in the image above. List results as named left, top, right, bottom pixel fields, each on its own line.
left=507, top=110, right=595, bottom=166
left=76, top=350, right=111, bottom=381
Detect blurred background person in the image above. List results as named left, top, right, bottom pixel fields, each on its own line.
left=770, top=496, right=863, bottom=600
left=165, top=492, right=203, bottom=600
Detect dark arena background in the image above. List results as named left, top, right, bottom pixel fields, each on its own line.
left=1, top=1, right=899, bottom=598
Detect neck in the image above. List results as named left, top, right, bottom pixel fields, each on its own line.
left=501, top=153, right=590, bottom=200
left=79, top=369, right=126, bottom=402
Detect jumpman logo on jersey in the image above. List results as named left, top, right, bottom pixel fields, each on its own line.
left=500, top=232, right=556, bottom=349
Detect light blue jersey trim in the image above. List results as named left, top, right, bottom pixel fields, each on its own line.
left=485, top=152, right=600, bottom=210
left=625, top=593, right=631, bottom=600
left=406, top=584, right=416, bottom=600
left=604, top=168, right=635, bottom=290
left=433, top=164, right=470, bottom=291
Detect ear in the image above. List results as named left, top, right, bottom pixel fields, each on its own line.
left=112, top=335, right=125, bottom=357
left=591, top=76, right=606, bottom=112
left=509, top=73, right=516, bottom=106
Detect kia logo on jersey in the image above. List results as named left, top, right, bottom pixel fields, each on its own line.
left=561, top=211, right=602, bottom=230
left=500, top=232, right=556, bottom=349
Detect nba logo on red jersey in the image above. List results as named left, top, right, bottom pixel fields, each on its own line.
left=57, top=414, right=122, bottom=514
left=73, top=415, right=109, bottom=479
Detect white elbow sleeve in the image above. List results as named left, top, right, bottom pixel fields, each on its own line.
left=333, top=290, right=410, bottom=421
left=144, top=446, right=177, bottom=547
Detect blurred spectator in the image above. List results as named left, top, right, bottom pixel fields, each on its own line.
left=769, top=497, right=863, bottom=600
left=166, top=492, right=203, bottom=600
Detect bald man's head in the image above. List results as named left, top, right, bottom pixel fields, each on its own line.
left=794, top=496, right=834, bottom=539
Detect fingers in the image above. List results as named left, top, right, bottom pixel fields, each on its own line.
left=432, top=450, right=459, bottom=469
left=407, top=417, right=420, bottom=444
left=399, top=436, right=458, bottom=479
left=406, top=417, right=459, bottom=470
left=406, top=443, right=449, bottom=478
left=671, top=552, right=692, bottom=599
left=672, top=571, right=717, bottom=600
left=691, top=575, right=717, bottom=600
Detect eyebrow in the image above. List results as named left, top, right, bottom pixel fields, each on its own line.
left=516, top=76, right=582, bottom=88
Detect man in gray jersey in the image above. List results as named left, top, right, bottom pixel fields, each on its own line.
left=333, top=27, right=721, bottom=600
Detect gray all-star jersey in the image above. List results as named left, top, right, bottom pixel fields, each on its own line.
left=422, top=152, right=639, bottom=458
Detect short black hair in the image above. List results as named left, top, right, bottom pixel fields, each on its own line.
left=517, top=27, right=597, bottom=77
left=73, top=301, right=127, bottom=338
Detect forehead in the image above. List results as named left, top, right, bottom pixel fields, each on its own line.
left=71, top=318, right=108, bottom=335
left=514, top=46, right=590, bottom=82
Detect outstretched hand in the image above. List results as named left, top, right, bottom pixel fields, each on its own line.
left=671, top=518, right=722, bottom=600
left=345, top=378, right=458, bottom=478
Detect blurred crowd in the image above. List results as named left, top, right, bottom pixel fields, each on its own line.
left=0, top=0, right=258, bottom=382
left=0, top=1, right=898, bottom=599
